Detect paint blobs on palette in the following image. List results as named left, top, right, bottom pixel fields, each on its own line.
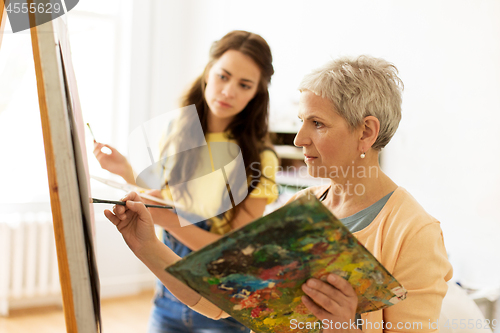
left=167, top=195, right=407, bottom=333
left=206, top=250, right=254, bottom=277
left=241, top=245, right=255, bottom=255
left=251, top=305, right=271, bottom=318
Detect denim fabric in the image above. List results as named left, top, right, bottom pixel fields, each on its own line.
left=148, top=221, right=250, bottom=333
left=148, top=285, right=249, bottom=333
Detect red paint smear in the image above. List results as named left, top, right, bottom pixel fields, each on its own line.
left=259, top=261, right=300, bottom=280
left=258, top=288, right=281, bottom=300
left=251, top=305, right=272, bottom=318
left=238, top=287, right=282, bottom=310
left=239, top=293, right=261, bottom=309
left=241, top=297, right=260, bottom=309
left=311, top=242, right=329, bottom=255
left=251, top=307, right=262, bottom=318
left=279, top=267, right=308, bottom=281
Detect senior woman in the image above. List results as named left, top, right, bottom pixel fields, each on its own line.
left=291, top=55, right=453, bottom=333
left=105, top=56, right=453, bottom=333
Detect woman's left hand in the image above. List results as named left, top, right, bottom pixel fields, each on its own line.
left=301, top=274, right=361, bottom=333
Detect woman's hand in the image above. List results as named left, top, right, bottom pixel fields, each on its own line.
left=301, top=274, right=361, bottom=333
left=93, top=141, right=135, bottom=184
left=103, top=191, right=158, bottom=257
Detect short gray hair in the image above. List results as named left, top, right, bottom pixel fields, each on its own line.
left=298, top=55, right=403, bottom=150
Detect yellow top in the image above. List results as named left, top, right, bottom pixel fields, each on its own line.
left=161, top=132, right=279, bottom=235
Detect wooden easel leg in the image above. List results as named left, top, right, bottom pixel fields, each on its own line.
left=0, top=1, right=8, bottom=318
left=0, top=0, right=6, bottom=50
left=29, top=21, right=79, bottom=332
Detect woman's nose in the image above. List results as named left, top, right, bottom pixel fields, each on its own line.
left=294, top=125, right=310, bottom=147
left=221, top=82, right=236, bottom=98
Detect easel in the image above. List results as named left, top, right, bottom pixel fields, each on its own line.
left=0, top=1, right=100, bottom=332
left=0, top=1, right=6, bottom=49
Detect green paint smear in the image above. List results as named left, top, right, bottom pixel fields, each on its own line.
left=207, top=277, right=220, bottom=285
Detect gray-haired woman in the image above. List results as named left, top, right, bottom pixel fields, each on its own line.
left=292, top=55, right=452, bottom=333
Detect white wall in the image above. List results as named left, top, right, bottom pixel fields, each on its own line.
left=0, top=0, right=156, bottom=306
left=135, top=0, right=500, bottom=288
left=91, top=187, right=156, bottom=298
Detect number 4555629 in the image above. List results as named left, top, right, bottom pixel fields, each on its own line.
left=6, top=2, right=62, bottom=14
left=443, top=319, right=497, bottom=330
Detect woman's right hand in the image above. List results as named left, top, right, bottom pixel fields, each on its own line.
left=104, top=191, right=158, bottom=257
left=93, top=142, right=135, bottom=183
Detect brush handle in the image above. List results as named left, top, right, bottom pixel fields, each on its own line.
left=92, top=198, right=173, bottom=209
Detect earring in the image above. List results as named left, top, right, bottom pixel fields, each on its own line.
left=360, top=152, right=366, bottom=159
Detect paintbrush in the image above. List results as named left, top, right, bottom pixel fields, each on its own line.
left=86, top=123, right=97, bottom=142
left=92, top=198, right=173, bottom=209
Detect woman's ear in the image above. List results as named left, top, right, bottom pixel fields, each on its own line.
left=359, top=116, right=380, bottom=151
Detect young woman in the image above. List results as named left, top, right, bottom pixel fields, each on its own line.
left=94, top=30, right=278, bottom=333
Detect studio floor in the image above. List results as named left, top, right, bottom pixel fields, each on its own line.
left=0, top=290, right=154, bottom=333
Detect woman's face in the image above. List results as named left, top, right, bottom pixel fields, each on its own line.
left=294, top=91, right=361, bottom=179
left=204, top=50, right=261, bottom=131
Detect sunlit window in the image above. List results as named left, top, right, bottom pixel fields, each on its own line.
left=0, top=0, right=130, bottom=204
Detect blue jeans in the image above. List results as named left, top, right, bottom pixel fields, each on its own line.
left=148, top=225, right=250, bottom=333
left=148, top=282, right=249, bottom=333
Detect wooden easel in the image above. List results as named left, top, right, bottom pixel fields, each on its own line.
left=0, top=0, right=6, bottom=49
left=0, top=1, right=100, bottom=332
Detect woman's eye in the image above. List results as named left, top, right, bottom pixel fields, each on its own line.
left=240, top=83, right=251, bottom=90
left=218, top=74, right=228, bottom=80
left=313, top=121, right=323, bottom=128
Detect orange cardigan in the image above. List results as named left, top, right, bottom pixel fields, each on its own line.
left=291, top=186, right=453, bottom=333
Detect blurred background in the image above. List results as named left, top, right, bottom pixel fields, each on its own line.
left=0, top=0, right=499, bottom=331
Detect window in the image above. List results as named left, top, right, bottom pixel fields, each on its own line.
left=0, top=0, right=131, bottom=204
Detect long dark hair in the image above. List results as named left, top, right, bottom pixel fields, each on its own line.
left=160, top=30, right=275, bottom=228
